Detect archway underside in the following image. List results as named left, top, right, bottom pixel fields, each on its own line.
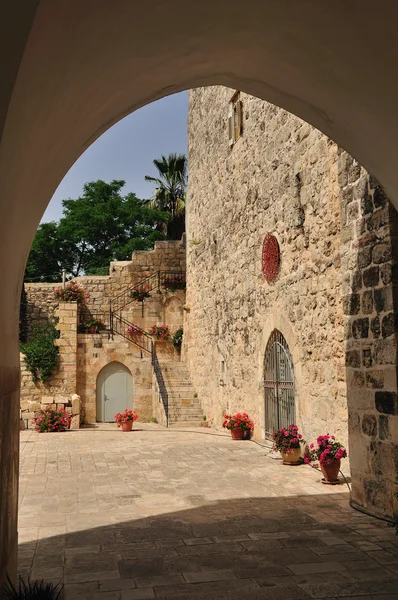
left=1, top=0, right=398, bottom=585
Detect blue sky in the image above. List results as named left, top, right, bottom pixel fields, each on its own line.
left=42, top=92, right=188, bottom=222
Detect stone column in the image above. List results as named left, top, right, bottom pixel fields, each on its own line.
left=55, top=302, right=78, bottom=396
left=339, top=151, right=398, bottom=520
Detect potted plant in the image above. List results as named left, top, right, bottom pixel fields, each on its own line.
left=85, top=316, right=106, bottom=333
left=171, top=327, right=183, bottom=353
left=114, top=409, right=139, bottom=432
left=126, top=323, right=143, bottom=339
left=222, top=412, right=254, bottom=440
left=54, top=281, right=87, bottom=305
left=32, top=407, right=72, bottom=433
left=272, top=425, right=305, bottom=464
left=306, top=434, right=347, bottom=483
left=131, top=285, right=151, bottom=302
left=162, top=273, right=186, bottom=292
left=148, top=324, right=171, bottom=341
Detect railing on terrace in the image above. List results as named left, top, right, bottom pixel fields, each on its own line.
left=110, top=270, right=186, bottom=315
left=151, top=344, right=169, bottom=427
left=77, top=308, right=110, bottom=332
left=110, top=313, right=152, bottom=357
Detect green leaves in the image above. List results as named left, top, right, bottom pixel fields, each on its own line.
left=20, top=322, right=59, bottom=382
left=25, top=180, right=169, bottom=280
left=145, top=153, right=187, bottom=239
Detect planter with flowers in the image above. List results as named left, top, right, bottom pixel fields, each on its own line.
left=127, top=323, right=143, bottom=341
left=131, top=285, right=151, bottom=302
left=114, top=409, right=139, bottom=432
left=222, top=412, right=254, bottom=440
left=55, top=281, right=87, bottom=305
left=306, top=434, right=347, bottom=483
left=32, top=407, right=72, bottom=433
left=272, top=425, right=305, bottom=464
left=162, top=273, right=186, bottom=292
left=83, top=316, right=106, bottom=334
left=148, top=324, right=175, bottom=359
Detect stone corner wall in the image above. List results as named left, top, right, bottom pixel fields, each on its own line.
left=20, top=301, right=80, bottom=428
left=339, top=151, right=398, bottom=520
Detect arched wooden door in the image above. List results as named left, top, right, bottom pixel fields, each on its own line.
left=96, top=362, right=133, bottom=422
left=264, top=330, right=295, bottom=436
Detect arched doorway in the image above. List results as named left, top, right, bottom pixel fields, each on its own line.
left=264, top=330, right=295, bottom=436
left=96, top=362, right=133, bottom=422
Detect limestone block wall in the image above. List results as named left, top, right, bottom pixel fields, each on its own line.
left=76, top=335, right=153, bottom=422
left=338, top=152, right=398, bottom=519
left=185, top=87, right=346, bottom=446
left=20, top=302, right=80, bottom=426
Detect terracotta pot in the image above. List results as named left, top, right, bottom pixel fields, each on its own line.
left=231, top=428, right=245, bottom=440
left=121, top=421, right=133, bottom=432
left=320, top=459, right=341, bottom=482
left=281, top=447, right=301, bottom=464
left=88, top=325, right=97, bottom=334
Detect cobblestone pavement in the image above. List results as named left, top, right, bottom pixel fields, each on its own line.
left=18, top=424, right=398, bottom=600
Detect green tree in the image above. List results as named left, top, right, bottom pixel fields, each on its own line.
left=25, top=222, right=63, bottom=282
left=145, top=153, right=187, bottom=239
left=25, top=180, right=168, bottom=280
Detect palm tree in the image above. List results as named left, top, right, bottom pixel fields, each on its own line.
left=145, top=153, right=187, bottom=240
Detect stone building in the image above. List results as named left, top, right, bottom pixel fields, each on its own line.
left=185, top=87, right=397, bottom=520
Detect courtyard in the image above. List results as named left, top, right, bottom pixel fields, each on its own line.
left=18, top=425, right=398, bottom=600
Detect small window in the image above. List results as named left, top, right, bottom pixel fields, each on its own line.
left=228, top=91, right=243, bottom=147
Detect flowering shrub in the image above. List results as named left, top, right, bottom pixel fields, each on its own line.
left=272, top=424, right=305, bottom=454
left=83, top=317, right=106, bottom=332
left=114, top=409, right=138, bottom=427
left=131, top=285, right=151, bottom=302
left=163, top=274, right=186, bottom=292
left=172, top=327, right=183, bottom=352
left=32, top=407, right=71, bottom=433
left=55, top=281, right=87, bottom=305
left=148, top=324, right=171, bottom=341
left=126, top=324, right=143, bottom=336
left=223, top=412, right=254, bottom=431
left=305, top=434, right=347, bottom=465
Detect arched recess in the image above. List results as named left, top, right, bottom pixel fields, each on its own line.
left=263, top=330, right=295, bottom=436
left=258, top=310, right=302, bottom=439
left=163, top=296, right=184, bottom=331
left=96, top=362, right=133, bottom=422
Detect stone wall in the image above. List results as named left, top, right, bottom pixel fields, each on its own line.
left=338, top=153, right=398, bottom=519
left=76, top=335, right=154, bottom=423
left=20, top=302, right=81, bottom=427
left=185, top=87, right=347, bottom=447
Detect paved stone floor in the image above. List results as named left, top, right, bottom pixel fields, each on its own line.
left=18, top=424, right=398, bottom=600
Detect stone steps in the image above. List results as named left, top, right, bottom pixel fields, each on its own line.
left=159, top=360, right=203, bottom=426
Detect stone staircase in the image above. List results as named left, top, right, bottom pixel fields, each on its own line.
left=160, top=362, right=204, bottom=427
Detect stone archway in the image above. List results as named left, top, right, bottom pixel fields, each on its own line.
left=2, top=1, right=398, bottom=582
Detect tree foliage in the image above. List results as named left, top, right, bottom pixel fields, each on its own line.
left=25, top=180, right=168, bottom=280
left=145, top=153, right=187, bottom=240
left=20, top=322, right=59, bottom=383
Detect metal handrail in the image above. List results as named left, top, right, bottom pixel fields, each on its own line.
left=151, top=344, right=169, bottom=427
left=111, top=313, right=152, bottom=356
left=110, top=270, right=186, bottom=315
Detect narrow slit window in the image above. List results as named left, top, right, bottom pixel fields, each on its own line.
left=228, top=91, right=243, bottom=147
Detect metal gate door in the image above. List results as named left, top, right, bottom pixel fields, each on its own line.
left=264, top=330, right=295, bottom=436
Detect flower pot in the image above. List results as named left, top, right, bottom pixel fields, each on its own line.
left=88, top=325, right=97, bottom=334
left=320, top=459, right=341, bottom=483
left=244, top=429, right=253, bottom=440
left=231, top=428, right=245, bottom=440
left=121, top=421, right=133, bottom=432
left=281, top=447, right=301, bottom=464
